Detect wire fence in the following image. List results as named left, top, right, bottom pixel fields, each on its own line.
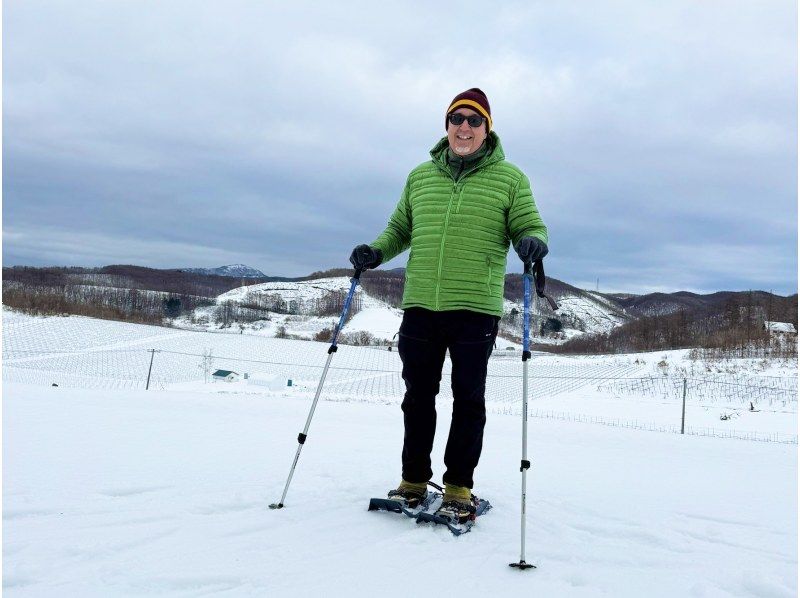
left=3, top=330, right=797, bottom=445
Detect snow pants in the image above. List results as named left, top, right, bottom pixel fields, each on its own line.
left=398, top=307, right=499, bottom=489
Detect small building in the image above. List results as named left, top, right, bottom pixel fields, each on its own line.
left=212, top=369, right=240, bottom=382
left=764, top=321, right=797, bottom=337
left=247, top=373, right=291, bottom=390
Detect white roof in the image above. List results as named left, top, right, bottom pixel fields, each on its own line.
left=764, top=321, right=797, bottom=333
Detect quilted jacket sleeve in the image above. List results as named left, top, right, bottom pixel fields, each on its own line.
left=507, top=173, right=548, bottom=247
left=370, top=178, right=412, bottom=263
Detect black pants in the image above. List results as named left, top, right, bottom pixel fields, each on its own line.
left=398, top=307, right=499, bottom=489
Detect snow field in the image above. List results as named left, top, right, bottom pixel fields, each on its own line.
left=3, top=383, right=796, bottom=597
left=3, top=311, right=796, bottom=443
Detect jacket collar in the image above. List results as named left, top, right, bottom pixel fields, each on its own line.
left=430, top=131, right=505, bottom=173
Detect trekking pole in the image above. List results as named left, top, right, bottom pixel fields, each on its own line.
left=270, top=268, right=363, bottom=509
left=510, top=259, right=557, bottom=570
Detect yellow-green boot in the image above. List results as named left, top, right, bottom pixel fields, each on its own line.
left=437, top=484, right=476, bottom=523
left=387, top=479, right=428, bottom=508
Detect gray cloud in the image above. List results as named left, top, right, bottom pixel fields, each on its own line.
left=3, top=0, right=797, bottom=294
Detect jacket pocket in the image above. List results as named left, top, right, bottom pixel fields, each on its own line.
left=485, top=254, right=504, bottom=297
left=485, top=255, right=492, bottom=294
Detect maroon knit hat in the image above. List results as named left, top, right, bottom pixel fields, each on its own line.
left=445, top=87, right=492, bottom=132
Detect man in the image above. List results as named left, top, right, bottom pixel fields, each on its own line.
left=349, top=88, right=548, bottom=523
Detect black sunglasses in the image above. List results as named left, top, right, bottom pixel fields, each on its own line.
left=448, top=113, right=485, bottom=128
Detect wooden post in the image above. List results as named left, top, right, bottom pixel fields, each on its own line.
left=145, top=349, right=156, bottom=390
left=681, top=378, right=687, bottom=434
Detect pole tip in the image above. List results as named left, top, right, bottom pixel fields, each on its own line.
left=509, top=561, right=536, bottom=570
left=269, top=503, right=284, bottom=510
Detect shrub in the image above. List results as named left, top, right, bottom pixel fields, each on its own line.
left=314, top=327, right=334, bottom=342
left=339, top=330, right=378, bottom=346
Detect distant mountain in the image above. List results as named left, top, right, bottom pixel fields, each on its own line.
left=598, top=290, right=782, bottom=319
left=182, top=264, right=267, bottom=278
left=555, top=289, right=797, bottom=354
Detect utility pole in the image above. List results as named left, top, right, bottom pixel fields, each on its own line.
left=202, top=349, right=213, bottom=383
left=145, top=349, right=157, bottom=390
left=681, top=378, right=687, bottom=434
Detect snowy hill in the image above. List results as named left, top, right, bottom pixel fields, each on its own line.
left=182, top=264, right=267, bottom=278
left=493, top=293, right=627, bottom=347
left=216, top=277, right=388, bottom=310
left=176, top=277, right=403, bottom=343
left=523, top=277, right=632, bottom=334
left=176, top=275, right=631, bottom=345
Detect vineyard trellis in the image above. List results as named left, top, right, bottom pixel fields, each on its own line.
left=4, top=334, right=796, bottom=444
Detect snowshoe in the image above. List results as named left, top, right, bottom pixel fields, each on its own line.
left=368, top=481, right=443, bottom=518
left=416, top=495, right=492, bottom=536
left=435, top=499, right=477, bottom=524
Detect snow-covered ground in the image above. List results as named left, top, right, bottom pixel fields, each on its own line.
left=4, top=382, right=797, bottom=597
left=4, top=309, right=797, bottom=443
left=3, top=309, right=798, bottom=595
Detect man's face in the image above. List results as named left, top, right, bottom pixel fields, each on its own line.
left=447, top=107, right=488, bottom=156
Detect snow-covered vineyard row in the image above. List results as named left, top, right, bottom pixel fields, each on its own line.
left=3, top=310, right=797, bottom=443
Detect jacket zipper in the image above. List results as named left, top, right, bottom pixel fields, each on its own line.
left=455, top=186, right=465, bottom=213
left=432, top=152, right=489, bottom=308
left=455, top=156, right=465, bottom=181
left=435, top=181, right=458, bottom=309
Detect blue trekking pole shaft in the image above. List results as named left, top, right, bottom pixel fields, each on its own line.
left=510, top=258, right=557, bottom=569
left=511, top=261, right=536, bottom=570
left=270, top=268, right=363, bottom=509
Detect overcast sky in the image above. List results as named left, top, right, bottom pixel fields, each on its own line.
left=3, top=1, right=797, bottom=294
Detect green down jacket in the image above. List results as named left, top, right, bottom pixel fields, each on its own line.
left=370, top=132, right=548, bottom=317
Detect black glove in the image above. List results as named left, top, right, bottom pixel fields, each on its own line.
left=349, top=244, right=383, bottom=271
left=514, top=236, right=548, bottom=264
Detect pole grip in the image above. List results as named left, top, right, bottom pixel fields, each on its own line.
left=533, top=259, right=559, bottom=311
left=522, top=269, right=531, bottom=354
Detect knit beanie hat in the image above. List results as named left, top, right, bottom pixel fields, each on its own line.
left=445, top=87, right=492, bottom=132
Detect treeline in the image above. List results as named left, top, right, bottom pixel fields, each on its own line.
left=2, top=265, right=260, bottom=324
left=3, top=265, right=270, bottom=296
left=238, top=289, right=362, bottom=316
left=551, top=292, right=797, bottom=356
left=2, top=282, right=212, bottom=325
left=210, top=290, right=363, bottom=328
left=301, top=267, right=406, bottom=307
left=2, top=265, right=367, bottom=328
